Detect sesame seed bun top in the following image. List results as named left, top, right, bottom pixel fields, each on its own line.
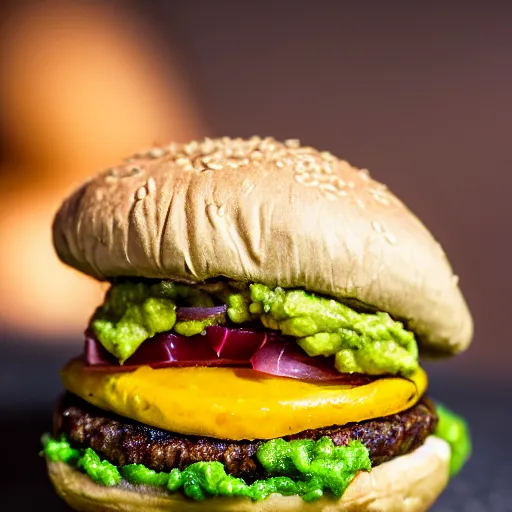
left=52, top=136, right=472, bottom=356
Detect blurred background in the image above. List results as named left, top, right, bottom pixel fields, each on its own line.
left=1, top=1, right=510, bottom=510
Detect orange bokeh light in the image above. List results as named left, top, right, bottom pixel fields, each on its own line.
left=0, top=1, right=205, bottom=340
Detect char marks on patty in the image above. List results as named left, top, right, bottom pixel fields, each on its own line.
left=55, top=393, right=437, bottom=481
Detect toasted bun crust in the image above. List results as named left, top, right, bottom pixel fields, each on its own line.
left=52, top=137, right=472, bottom=355
left=47, top=435, right=450, bottom=512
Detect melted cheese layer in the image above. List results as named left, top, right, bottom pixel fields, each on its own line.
left=61, top=359, right=427, bottom=440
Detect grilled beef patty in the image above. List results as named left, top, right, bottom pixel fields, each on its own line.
left=55, top=393, right=437, bottom=481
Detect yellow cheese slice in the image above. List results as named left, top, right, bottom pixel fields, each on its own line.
left=61, top=358, right=427, bottom=441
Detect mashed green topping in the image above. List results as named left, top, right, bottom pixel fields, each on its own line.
left=434, top=403, right=471, bottom=476
left=92, top=282, right=215, bottom=362
left=42, top=435, right=371, bottom=502
left=91, top=281, right=418, bottom=375
left=41, top=434, right=79, bottom=463
left=42, top=434, right=121, bottom=485
left=247, top=285, right=417, bottom=376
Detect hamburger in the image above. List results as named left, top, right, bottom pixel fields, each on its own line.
left=43, top=136, right=472, bottom=511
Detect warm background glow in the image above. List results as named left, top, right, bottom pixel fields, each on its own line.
left=0, top=0, right=509, bottom=376
left=0, top=1, right=204, bottom=338
left=0, top=4, right=509, bottom=510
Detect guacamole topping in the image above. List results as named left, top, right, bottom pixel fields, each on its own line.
left=248, top=284, right=417, bottom=376
left=91, top=281, right=418, bottom=375
left=434, top=403, right=471, bottom=476
left=92, top=282, right=214, bottom=362
left=42, top=435, right=371, bottom=502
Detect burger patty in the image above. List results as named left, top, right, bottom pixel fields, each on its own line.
left=55, top=393, right=437, bottom=481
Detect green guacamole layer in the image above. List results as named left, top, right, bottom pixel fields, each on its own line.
left=42, top=435, right=371, bottom=502
left=435, top=403, right=472, bottom=476
left=41, top=403, right=471, bottom=502
left=92, top=281, right=418, bottom=376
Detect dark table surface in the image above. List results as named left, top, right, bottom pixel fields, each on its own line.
left=1, top=335, right=511, bottom=511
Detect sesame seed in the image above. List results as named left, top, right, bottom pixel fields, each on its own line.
left=218, top=205, right=226, bottom=217
left=319, top=183, right=339, bottom=193
left=339, top=190, right=348, bottom=196
left=251, top=150, right=263, bottom=159
left=207, top=162, right=223, bottom=171
left=275, top=161, right=284, bottom=168
left=284, top=138, right=300, bottom=148
left=148, top=148, right=165, bottom=158
left=262, top=142, right=277, bottom=153
left=347, top=181, right=355, bottom=189
left=383, top=232, right=397, bottom=245
left=322, top=163, right=334, bottom=174
left=184, top=141, right=198, bottom=155
left=373, top=193, right=390, bottom=206
left=452, top=275, right=460, bottom=285
left=147, top=177, right=156, bottom=194
left=371, top=221, right=383, bottom=233
left=356, top=199, right=366, bottom=209
left=136, top=187, right=147, bottom=200
left=200, top=138, right=215, bottom=154
left=176, top=157, right=190, bottom=167
left=320, top=151, right=335, bottom=161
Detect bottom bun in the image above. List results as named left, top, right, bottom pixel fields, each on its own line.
left=47, top=435, right=450, bottom=512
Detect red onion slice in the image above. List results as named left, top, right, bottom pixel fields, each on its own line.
left=85, top=331, right=117, bottom=366
left=176, top=305, right=227, bottom=321
left=85, top=327, right=373, bottom=384
left=250, top=339, right=374, bottom=384
left=206, top=325, right=268, bottom=359
left=84, top=330, right=248, bottom=372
